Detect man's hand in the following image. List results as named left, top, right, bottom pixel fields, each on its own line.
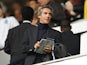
left=34, top=41, right=40, bottom=49
left=43, top=45, right=52, bottom=53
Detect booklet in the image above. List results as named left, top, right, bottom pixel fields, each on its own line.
left=35, top=38, right=54, bottom=54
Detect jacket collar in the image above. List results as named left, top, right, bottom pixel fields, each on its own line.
left=23, top=20, right=31, bottom=23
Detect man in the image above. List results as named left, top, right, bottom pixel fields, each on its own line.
left=4, top=6, right=34, bottom=65
left=37, top=0, right=65, bottom=27
left=24, top=0, right=39, bottom=11
left=0, top=3, right=19, bottom=50
left=23, top=6, right=66, bottom=65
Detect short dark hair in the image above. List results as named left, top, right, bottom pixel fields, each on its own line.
left=21, top=6, right=34, bottom=21
left=61, top=19, right=71, bottom=29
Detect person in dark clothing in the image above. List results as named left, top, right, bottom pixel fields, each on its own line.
left=61, top=20, right=80, bottom=56
left=4, top=6, right=67, bottom=65
left=4, top=6, right=34, bottom=65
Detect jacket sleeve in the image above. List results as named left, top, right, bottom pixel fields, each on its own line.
left=4, top=30, right=12, bottom=54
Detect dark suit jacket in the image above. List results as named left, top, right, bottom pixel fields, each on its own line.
left=4, top=22, right=36, bottom=65
left=61, top=31, right=80, bottom=56
left=4, top=24, right=67, bottom=65
left=22, top=25, right=67, bottom=65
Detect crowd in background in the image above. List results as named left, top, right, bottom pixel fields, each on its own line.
left=0, top=0, right=84, bottom=24
left=0, top=0, right=86, bottom=65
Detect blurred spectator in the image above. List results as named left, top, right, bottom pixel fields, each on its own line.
left=65, top=0, right=83, bottom=22
left=60, top=19, right=80, bottom=56
left=65, top=1, right=76, bottom=16
left=0, top=1, right=20, bottom=50
left=9, top=1, right=23, bottom=24
left=5, top=8, right=12, bottom=17
left=60, top=19, right=71, bottom=32
left=24, top=0, right=39, bottom=11
left=0, top=16, right=19, bottom=50
left=24, top=0, right=40, bottom=26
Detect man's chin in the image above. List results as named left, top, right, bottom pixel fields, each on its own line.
left=44, top=21, right=50, bottom=24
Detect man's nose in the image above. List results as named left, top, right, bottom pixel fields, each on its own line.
left=46, top=14, right=51, bottom=17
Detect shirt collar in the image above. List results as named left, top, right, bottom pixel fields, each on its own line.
left=23, top=20, right=31, bottom=23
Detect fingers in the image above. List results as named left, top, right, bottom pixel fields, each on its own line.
left=43, top=47, right=52, bottom=53
left=34, top=41, right=40, bottom=49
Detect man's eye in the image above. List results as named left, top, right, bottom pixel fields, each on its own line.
left=44, top=12, right=52, bottom=15
left=44, top=12, right=47, bottom=14
left=49, top=13, right=52, bottom=16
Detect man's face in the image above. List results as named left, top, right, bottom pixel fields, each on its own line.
left=38, top=8, right=52, bottom=24
left=37, top=0, right=50, bottom=6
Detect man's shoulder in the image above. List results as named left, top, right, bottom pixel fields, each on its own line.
left=62, top=31, right=74, bottom=36
left=49, top=28, right=61, bottom=33
left=9, top=23, right=31, bottom=30
left=9, top=25, right=20, bottom=32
